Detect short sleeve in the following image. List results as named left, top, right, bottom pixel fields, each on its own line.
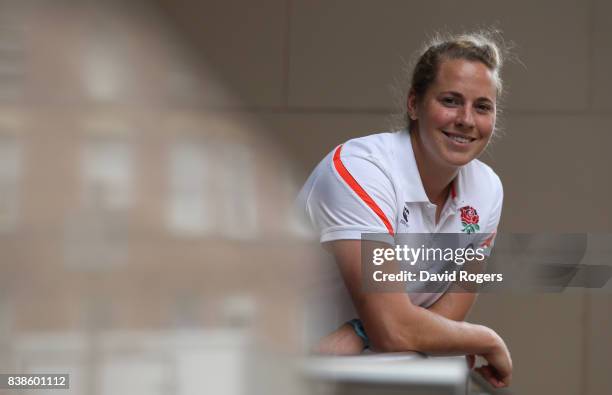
left=477, top=174, right=503, bottom=255
left=297, top=146, right=396, bottom=244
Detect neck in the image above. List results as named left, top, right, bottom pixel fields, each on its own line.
left=410, top=131, right=458, bottom=206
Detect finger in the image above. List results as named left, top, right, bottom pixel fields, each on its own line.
left=475, top=366, right=503, bottom=388
left=479, top=366, right=502, bottom=388
left=480, top=362, right=510, bottom=388
left=487, top=364, right=511, bottom=388
left=499, top=372, right=512, bottom=387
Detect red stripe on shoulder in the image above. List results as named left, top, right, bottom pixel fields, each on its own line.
left=332, top=144, right=395, bottom=236
left=480, top=231, right=497, bottom=248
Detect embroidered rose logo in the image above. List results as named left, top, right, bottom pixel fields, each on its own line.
left=459, top=206, right=480, bottom=234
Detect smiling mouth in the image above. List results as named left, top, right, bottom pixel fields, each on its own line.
left=442, top=131, right=477, bottom=144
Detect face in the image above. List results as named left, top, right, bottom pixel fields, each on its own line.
left=408, top=58, right=497, bottom=169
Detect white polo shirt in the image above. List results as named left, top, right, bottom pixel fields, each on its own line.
left=297, top=130, right=503, bottom=307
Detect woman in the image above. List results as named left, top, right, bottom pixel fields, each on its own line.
left=297, top=32, right=512, bottom=388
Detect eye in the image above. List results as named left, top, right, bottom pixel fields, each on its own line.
left=476, top=102, right=494, bottom=113
left=440, top=96, right=460, bottom=106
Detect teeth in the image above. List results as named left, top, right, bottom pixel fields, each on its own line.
left=451, top=136, right=470, bottom=143
left=443, top=132, right=472, bottom=144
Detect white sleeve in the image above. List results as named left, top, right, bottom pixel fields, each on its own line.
left=478, top=175, right=503, bottom=255
left=300, top=150, right=396, bottom=244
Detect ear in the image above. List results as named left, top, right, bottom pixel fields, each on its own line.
left=407, top=89, right=418, bottom=121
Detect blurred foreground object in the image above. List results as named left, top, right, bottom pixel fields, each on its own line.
left=0, top=1, right=318, bottom=394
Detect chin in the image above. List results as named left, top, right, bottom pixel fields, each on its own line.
left=441, top=151, right=478, bottom=167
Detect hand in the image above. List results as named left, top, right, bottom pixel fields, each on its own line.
left=478, top=331, right=513, bottom=388
left=313, top=323, right=366, bottom=355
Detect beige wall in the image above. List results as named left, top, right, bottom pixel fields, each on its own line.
left=158, top=1, right=612, bottom=394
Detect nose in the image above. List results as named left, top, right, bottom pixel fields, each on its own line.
left=455, top=107, right=475, bottom=129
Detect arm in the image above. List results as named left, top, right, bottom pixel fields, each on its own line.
left=312, top=293, right=475, bottom=356
left=314, top=283, right=476, bottom=353
left=428, top=290, right=476, bottom=321
left=317, top=240, right=512, bottom=388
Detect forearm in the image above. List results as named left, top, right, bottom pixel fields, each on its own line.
left=316, top=293, right=479, bottom=355
left=360, top=294, right=498, bottom=356
left=428, top=292, right=477, bottom=321
left=404, top=305, right=498, bottom=354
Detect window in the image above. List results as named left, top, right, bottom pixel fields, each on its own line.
left=81, top=134, right=132, bottom=211
left=64, top=127, right=131, bottom=269
left=215, top=142, right=257, bottom=239
left=167, top=138, right=257, bottom=239
left=168, top=140, right=213, bottom=235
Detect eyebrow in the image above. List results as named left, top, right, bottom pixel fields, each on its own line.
left=441, top=91, right=495, bottom=103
